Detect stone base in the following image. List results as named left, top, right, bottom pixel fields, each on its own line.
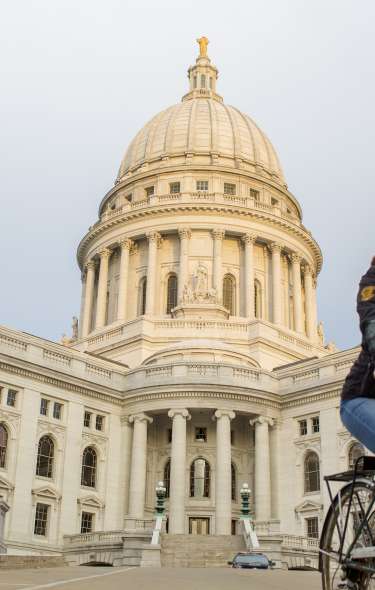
left=140, top=544, right=161, bottom=567
left=172, top=304, right=229, bottom=319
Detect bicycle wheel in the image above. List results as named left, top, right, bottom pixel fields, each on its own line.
left=321, top=480, right=375, bottom=589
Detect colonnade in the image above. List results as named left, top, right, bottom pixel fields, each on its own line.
left=124, top=409, right=274, bottom=535
left=80, top=228, right=318, bottom=339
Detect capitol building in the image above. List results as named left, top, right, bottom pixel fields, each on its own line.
left=0, top=40, right=364, bottom=566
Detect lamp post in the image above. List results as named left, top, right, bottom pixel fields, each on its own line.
left=240, top=482, right=251, bottom=518
left=239, top=482, right=259, bottom=550
left=155, top=481, right=166, bottom=516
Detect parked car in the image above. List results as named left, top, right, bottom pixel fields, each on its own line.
left=228, top=552, right=275, bottom=569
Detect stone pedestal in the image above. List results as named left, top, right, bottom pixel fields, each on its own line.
left=172, top=304, right=229, bottom=319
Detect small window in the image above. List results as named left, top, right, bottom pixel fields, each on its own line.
left=40, top=398, right=49, bottom=416
left=306, top=517, right=319, bottom=539
left=0, top=425, right=8, bottom=469
left=201, top=74, right=206, bottom=88
left=224, top=183, right=236, bottom=195
left=299, top=419, right=308, bottom=436
left=138, top=277, right=147, bottom=316
left=167, top=428, right=172, bottom=443
left=166, top=274, right=178, bottom=314
left=195, top=427, right=207, bottom=442
left=254, top=279, right=262, bottom=319
left=145, top=186, right=154, bottom=197
left=348, top=442, right=365, bottom=470
left=223, top=274, right=235, bottom=315
left=81, top=447, right=97, bottom=488
left=34, top=503, right=49, bottom=536
left=169, top=182, right=180, bottom=194
left=36, top=436, right=54, bottom=478
left=125, top=193, right=133, bottom=203
left=81, top=512, right=94, bottom=534
left=250, top=188, right=260, bottom=201
left=95, top=415, right=104, bottom=431
left=53, top=402, right=62, bottom=420
left=7, top=390, right=17, bottom=407
left=84, top=412, right=92, bottom=428
left=271, top=197, right=279, bottom=206
left=196, top=180, right=208, bottom=191
left=304, top=452, right=320, bottom=493
left=190, top=458, right=210, bottom=497
left=193, top=76, right=197, bottom=89
left=312, top=416, right=320, bottom=434
left=286, top=208, right=291, bottom=214
left=209, top=77, right=213, bottom=90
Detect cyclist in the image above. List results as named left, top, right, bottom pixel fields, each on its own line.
left=341, top=256, right=375, bottom=453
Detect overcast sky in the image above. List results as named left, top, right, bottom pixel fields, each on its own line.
left=0, top=0, right=374, bottom=350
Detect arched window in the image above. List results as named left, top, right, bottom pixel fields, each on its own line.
left=81, top=447, right=97, bottom=488
left=348, top=442, right=365, bottom=470
left=166, top=274, right=178, bottom=314
left=164, top=459, right=171, bottom=498
left=36, top=435, right=54, bottom=478
left=201, top=74, right=206, bottom=88
left=231, top=462, right=236, bottom=501
left=223, top=274, right=235, bottom=315
left=254, top=280, right=262, bottom=319
left=190, top=458, right=210, bottom=498
left=304, top=451, right=320, bottom=493
left=138, top=277, right=147, bottom=316
left=0, top=424, right=8, bottom=469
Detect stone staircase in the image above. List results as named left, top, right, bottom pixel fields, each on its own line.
left=161, top=534, right=246, bottom=567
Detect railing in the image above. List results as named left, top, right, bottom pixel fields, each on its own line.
left=281, top=534, right=319, bottom=551
left=63, top=530, right=124, bottom=546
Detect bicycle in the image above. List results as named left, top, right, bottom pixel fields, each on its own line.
left=320, top=455, right=375, bottom=589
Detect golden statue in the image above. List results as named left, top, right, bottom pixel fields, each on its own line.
left=197, top=36, right=209, bottom=58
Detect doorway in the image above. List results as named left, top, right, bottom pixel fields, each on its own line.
left=189, top=517, right=210, bottom=535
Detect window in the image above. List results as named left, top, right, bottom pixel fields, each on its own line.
left=166, top=274, right=178, bottom=314
left=195, top=427, right=207, bottom=442
left=250, top=188, right=260, bottom=201
left=125, top=193, right=133, bottom=203
left=299, top=419, right=308, bottom=436
left=0, top=424, right=8, bottom=469
left=348, top=442, right=365, bottom=470
left=223, top=274, right=235, bottom=315
left=36, top=436, right=54, bottom=478
left=81, top=447, right=97, bottom=488
left=81, top=512, right=94, bottom=534
left=304, top=452, right=320, bottom=493
left=271, top=197, right=279, bottom=206
left=167, top=428, right=172, bottom=444
left=193, top=76, right=197, bottom=89
left=145, top=186, right=154, bottom=197
left=95, top=415, right=104, bottom=431
left=190, top=458, right=210, bottom=497
left=40, top=398, right=49, bottom=416
left=169, top=182, right=180, bottom=194
left=312, top=416, right=320, bottom=433
left=84, top=412, right=92, bottom=428
left=254, top=280, right=262, bottom=319
left=209, top=77, right=213, bottom=90
left=164, top=459, right=171, bottom=498
left=34, top=503, right=49, bottom=536
left=7, top=390, right=17, bottom=407
left=53, top=402, right=62, bottom=420
left=138, top=277, right=147, bottom=316
left=306, top=517, right=319, bottom=539
left=231, top=463, right=236, bottom=501
left=224, top=183, right=236, bottom=195
left=201, top=74, right=206, bottom=88
left=196, top=180, right=208, bottom=191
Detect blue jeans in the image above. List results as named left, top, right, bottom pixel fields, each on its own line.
left=341, top=397, right=375, bottom=453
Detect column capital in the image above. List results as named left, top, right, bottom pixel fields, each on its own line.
left=98, top=248, right=112, bottom=260
left=178, top=227, right=191, bottom=240
left=168, top=408, right=191, bottom=420
left=120, top=415, right=132, bottom=425
left=242, top=233, right=257, bottom=245
left=291, top=252, right=302, bottom=265
left=212, top=228, right=225, bottom=241
left=249, top=415, right=274, bottom=427
left=270, top=241, right=282, bottom=253
left=129, top=412, right=153, bottom=425
left=84, top=260, right=96, bottom=272
left=214, top=409, right=235, bottom=421
left=119, top=237, right=134, bottom=250
left=303, top=263, right=313, bottom=276
left=146, top=231, right=162, bottom=244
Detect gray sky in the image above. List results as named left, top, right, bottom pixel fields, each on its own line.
left=0, top=0, right=374, bottom=350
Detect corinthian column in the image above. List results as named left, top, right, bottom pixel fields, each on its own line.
left=291, top=253, right=304, bottom=333
left=128, top=413, right=153, bottom=518
left=212, top=229, right=225, bottom=302
left=117, top=238, right=133, bottom=321
left=270, top=242, right=282, bottom=325
left=168, top=409, right=191, bottom=533
left=95, top=248, right=111, bottom=329
left=250, top=416, right=274, bottom=522
left=178, top=228, right=191, bottom=303
left=304, top=264, right=316, bottom=339
left=214, top=409, right=235, bottom=534
left=146, top=232, right=161, bottom=315
left=81, top=260, right=96, bottom=337
left=242, top=233, right=257, bottom=318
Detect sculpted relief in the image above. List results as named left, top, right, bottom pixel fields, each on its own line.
left=181, top=263, right=218, bottom=304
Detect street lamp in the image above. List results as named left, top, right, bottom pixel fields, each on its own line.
left=240, top=482, right=251, bottom=517
left=155, top=481, right=166, bottom=516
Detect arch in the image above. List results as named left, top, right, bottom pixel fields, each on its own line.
left=138, top=277, right=147, bottom=316
left=348, top=442, right=365, bottom=470
left=304, top=451, right=320, bottom=493
left=36, top=435, right=54, bottom=478
left=223, top=274, right=235, bottom=315
left=190, top=457, right=210, bottom=498
left=231, top=462, right=236, bottom=501
left=254, top=279, right=262, bottom=319
left=0, top=424, right=8, bottom=469
left=164, top=459, right=171, bottom=498
left=166, top=274, right=178, bottom=314
left=81, top=447, right=97, bottom=488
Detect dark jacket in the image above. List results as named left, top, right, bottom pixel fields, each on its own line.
left=341, top=265, right=375, bottom=401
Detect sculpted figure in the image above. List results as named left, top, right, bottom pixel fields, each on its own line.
left=72, top=316, right=79, bottom=340
left=196, top=263, right=207, bottom=293
left=197, top=36, right=209, bottom=57
left=317, top=321, right=325, bottom=345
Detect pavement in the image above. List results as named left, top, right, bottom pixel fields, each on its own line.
left=0, top=566, right=321, bottom=590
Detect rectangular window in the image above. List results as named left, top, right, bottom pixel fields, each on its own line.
left=312, top=416, right=320, bottom=433
left=34, top=503, right=49, bottom=536
left=145, top=186, right=154, bottom=197
left=95, top=415, right=104, bottom=431
left=7, top=390, right=17, bottom=407
left=169, top=182, right=180, bottom=194
left=125, top=193, right=133, bottom=203
left=271, top=197, right=279, bottom=206
left=84, top=411, right=91, bottom=428
left=196, top=180, right=208, bottom=191
left=53, top=402, right=62, bottom=420
left=250, top=188, right=260, bottom=201
left=224, top=183, right=236, bottom=195
left=306, top=517, right=319, bottom=539
left=299, top=419, right=308, bottom=436
left=81, top=512, right=94, bottom=534
left=40, top=398, right=49, bottom=416
left=195, top=427, right=207, bottom=442
left=167, top=428, right=172, bottom=443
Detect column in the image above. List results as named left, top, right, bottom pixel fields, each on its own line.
left=312, top=274, right=319, bottom=342
left=177, top=228, right=191, bottom=303
left=270, top=242, right=282, bottom=325
left=117, top=238, right=133, bottom=321
left=212, top=229, right=225, bottom=301
left=145, top=231, right=161, bottom=315
left=242, top=233, right=257, bottom=318
left=291, top=253, right=304, bottom=333
left=168, top=409, right=191, bottom=533
left=81, top=260, right=96, bottom=337
left=120, top=416, right=133, bottom=517
left=214, top=409, right=235, bottom=534
left=128, top=413, right=153, bottom=518
left=304, top=264, right=316, bottom=340
left=95, top=248, right=111, bottom=329
left=250, top=416, right=274, bottom=522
